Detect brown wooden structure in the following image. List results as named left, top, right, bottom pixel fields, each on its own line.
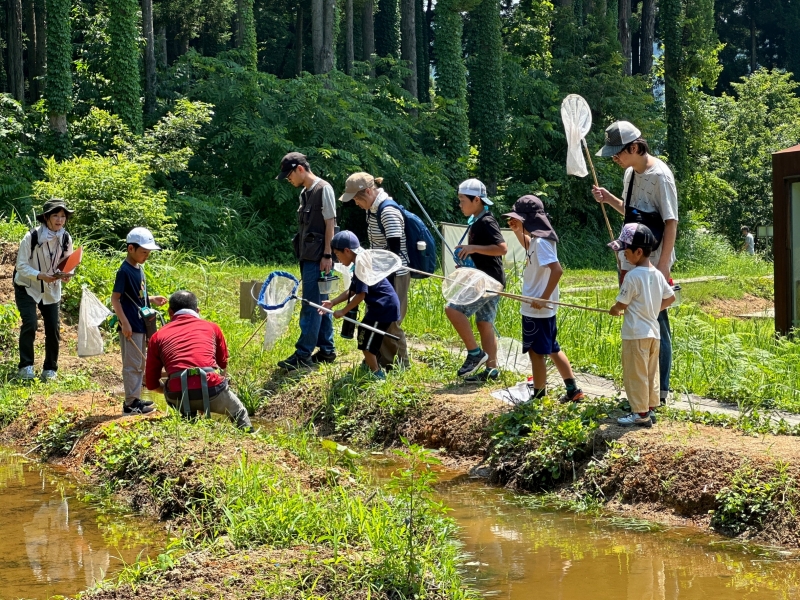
left=772, top=144, right=800, bottom=334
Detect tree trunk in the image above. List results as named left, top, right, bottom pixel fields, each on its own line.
left=34, top=0, right=46, bottom=100
left=7, top=0, right=25, bottom=103
left=23, top=0, right=36, bottom=101
left=295, top=5, right=304, bottom=75
left=362, top=0, right=375, bottom=61
left=618, top=0, right=631, bottom=76
left=142, top=0, right=156, bottom=115
left=236, top=0, right=245, bottom=46
left=400, top=0, right=417, bottom=97
left=750, top=12, right=756, bottom=72
left=322, top=0, right=334, bottom=72
left=157, top=26, right=167, bottom=66
left=312, top=0, right=323, bottom=72
left=415, top=0, right=428, bottom=101
left=345, top=0, right=354, bottom=74
left=640, top=0, right=654, bottom=74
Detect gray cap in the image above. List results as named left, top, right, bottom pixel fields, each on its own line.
left=596, top=121, right=642, bottom=157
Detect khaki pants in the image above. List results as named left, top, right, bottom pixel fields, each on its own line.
left=379, top=272, right=410, bottom=368
left=121, top=333, right=147, bottom=403
left=165, top=387, right=252, bottom=430
left=622, top=338, right=660, bottom=414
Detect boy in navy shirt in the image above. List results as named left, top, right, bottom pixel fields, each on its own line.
left=111, top=228, right=167, bottom=415
left=321, top=231, right=400, bottom=380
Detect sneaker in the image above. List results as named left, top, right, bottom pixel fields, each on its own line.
left=311, top=350, right=337, bottom=364
left=123, top=399, right=155, bottom=415
left=558, top=389, right=585, bottom=403
left=464, top=368, right=500, bottom=383
left=139, top=398, right=154, bottom=406
left=40, top=369, right=57, bottom=381
left=617, top=412, right=652, bottom=428
left=649, top=409, right=657, bottom=424
left=277, top=353, right=313, bottom=371
left=17, top=366, right=35, bottom=380
left=371, top=370, right=387, bottom=380
left=457, top=351, right=488, bottom=377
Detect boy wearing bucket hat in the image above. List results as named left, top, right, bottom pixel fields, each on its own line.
left=321, top=231, right=400, bottom=380
left=608, top=223, right=675, bottom=427
left=592, top=121, right=678, bottom=405
left=445, top=179, right=508, bottom=380
left=13, top=198, right=76, bottom=381
left=505, top=196, right=584, bottom=403
left=111, top=227, right=167, bottom=415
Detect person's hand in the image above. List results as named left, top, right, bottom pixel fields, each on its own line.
left=150, top=295, right=167, bottom=307
left=333, top=309, right=345, bottom=319
left=530, top=299, right=547, bottom=310
left=592, top=186, right=610, bottom=204
left=38, top=273, right=58, bottom=284
left=318, top=300, right=333, bottom=316
left=657, top=264, right=670, bottom=283
left=455, top=245, right=475, bottom=260
left=320, top=257, right=333, bottom=273
left=121, top=321, right=133, bottom=339
left=507, top=219, right=522, bottom=233
left=60, top=274, right=73, bottom=283
left=609, top=305, right=623, bottom=316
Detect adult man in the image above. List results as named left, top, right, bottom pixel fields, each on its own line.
left=275, top=152, right=337, bottom=370
left=742, top=226, right=755, bottom=255
left=592, top=121, right=678, bottom=404
left=145, top=291, right=252, bottom=430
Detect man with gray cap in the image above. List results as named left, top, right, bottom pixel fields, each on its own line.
left=275, top=152, right=337, bottom=371
left=592, top=121, right=678, bottom=405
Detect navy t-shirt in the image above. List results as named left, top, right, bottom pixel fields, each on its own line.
left=113, top=260, right=149, bottom=334
left=350, top=273, right=400, bottom=323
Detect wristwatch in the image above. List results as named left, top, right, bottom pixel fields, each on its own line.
left=323, top=253, right=332, bottom=259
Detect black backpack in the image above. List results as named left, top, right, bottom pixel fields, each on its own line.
left=27, top=228, right=71, bottom=259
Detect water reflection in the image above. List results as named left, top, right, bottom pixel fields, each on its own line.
left=0, top=449, right=164, bottom=599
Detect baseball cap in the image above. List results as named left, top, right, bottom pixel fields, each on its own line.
left=608, top=223, right=655, bottom=252
left=330, top=230, right=363, bottom=254
left=457, top=178, right=493, bottom=205
left=502, top=195, right=558, bottom=242
left=339, top=172, right=375, bottom=203
left=276, top=152, right=309, bottom=180
left=596, top=121, right=642, bottom=157
left=126, top=227, right=161, bottom=250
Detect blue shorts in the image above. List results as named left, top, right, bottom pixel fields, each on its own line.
left=447, top=294, right=500, bottom=324
left=522, top=315, right=561, bottom=355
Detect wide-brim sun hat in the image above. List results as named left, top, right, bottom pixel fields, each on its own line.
left=36, top=198, right=75, bottom=223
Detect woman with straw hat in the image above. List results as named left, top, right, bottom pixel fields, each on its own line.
left=13, top=198, right=75, bottom=381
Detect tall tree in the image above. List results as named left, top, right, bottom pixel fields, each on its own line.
left=33, top=0, right=46, bottom=100
left=108, top=0, right=143, bottom=132
left=45, top=0, right=70, bottom=138
left=23, top=0, right=36, bottom=100
left=618, top=0, right=631, bottom=75
left=415, top=0, right=429, bottom=101
left=312, top=0, right=334, bottom=72
left=400, top=0, right=417, bottom=96
left=362, top=0, right=375, bottom=60
left=375, top=0, right=399, bottom=57
left=142, top=0, right=157, bottom=114
left=345, top=0, right=354, bottom=74
left=295, top=4, right=305, bottom=74
left=640, top=0, right=655, bottom=75
left=7, top=0, right=25, bottom=103
left=661, top=0, right=686, bottom=178
left=236, top=0, right=258, bottom=69
left=467, top=0, right=503, bottom=192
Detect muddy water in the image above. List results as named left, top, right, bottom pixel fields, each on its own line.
left=0, top=449, right=165, bottom=599
left=371, top=460, right=800, bottom=599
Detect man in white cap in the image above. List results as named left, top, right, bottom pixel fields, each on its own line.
left=592, top=121, right=679, bottom=405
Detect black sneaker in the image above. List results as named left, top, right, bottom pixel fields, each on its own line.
left=311, top=350, right=337, bottom=364
left=277, top=353, right=313, bottom=371
left=140, top=398, right=154, bottom=406
left=558, top=389, right=586, bottom=403
left=458, top=351, right=489, bottom=377
left=123, top=399, right=155, bottom=415
left=464, top=368, right=500, bottom=383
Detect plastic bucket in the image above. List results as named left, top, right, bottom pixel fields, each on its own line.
left=318, top=273, right=339, bottom=295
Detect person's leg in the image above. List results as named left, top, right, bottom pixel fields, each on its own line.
left=294, top=260, right=326, bottom=359
left=14, top=285, right=38, bottom=370
left=208, top=387, right=253, bottom=429
left=622, top=339, right=650, bottom=414
left=476, top=321, right=497, bottom=368
left=657, top=310, right=672, bottom=402
left=528, top=350, right=547, bottom=393
left=379, top=273, right=409, bottom=368
left=315, top=264, right=336, bottom=356
left=358, top=321, right=388, bottom=375
left=445, top=305, right=478, bottom=350
left=363, top=351, right=380, bottom=372
left=648, top=338, right=661, bottom=410
left=39, top=301, right=61, bottom=372
left=121, top=333, right=146, bottom=405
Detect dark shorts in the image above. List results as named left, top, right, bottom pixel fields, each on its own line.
left=357, top=320, right=393, bottom=356
left=522, top=315, right=561, bottom=355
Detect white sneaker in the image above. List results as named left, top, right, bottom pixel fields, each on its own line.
left=40, top=369, right=57, bottom=381
left=17, top=366, right=35, bottom=380
left=617, top=412, right=652, bottom=428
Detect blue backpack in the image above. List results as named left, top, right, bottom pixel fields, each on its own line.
left=376, top=199, right=438, bottom=279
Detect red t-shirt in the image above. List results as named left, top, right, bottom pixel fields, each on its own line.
left=145, top=313, right=228, bottom=393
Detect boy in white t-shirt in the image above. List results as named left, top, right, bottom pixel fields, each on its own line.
left=504, top=196, right=584, bottom=403
left=608, top=223, right=675, bottom=427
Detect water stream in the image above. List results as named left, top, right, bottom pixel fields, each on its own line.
left=0, top=448, right=165, bottom=600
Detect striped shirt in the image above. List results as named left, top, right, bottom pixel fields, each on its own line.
left=366, top=191, right=409, bottom=276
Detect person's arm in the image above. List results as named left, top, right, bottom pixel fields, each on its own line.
left=457, top=217, right=508, bottom=258
left=216, top=325, right=229, bottom=371
left=655, top=219, right=677, bottom=280
left=16, top=233, right=57, bottom=283
left=660, top=296, right=675, bottom=311
left=321, top=217, right=335, bottom=273
left=333, top=292, right=365, bottom=318
left=530, top=262, right=562, bottom=309
left=592, top=186, right=625, bottom=216
left=111, top=292, right=133, bottom=339
left=609, top=301, right=628, bottom=316
left=144, top=336, right=163, bottom=390
left=381, top=207, right=405, bottom=258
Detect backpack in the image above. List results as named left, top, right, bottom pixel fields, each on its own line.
left=376, top=199, right=438, bottom=279
left=29, top=227, right=72, bottom=259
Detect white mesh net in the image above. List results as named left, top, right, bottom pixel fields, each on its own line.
left=354, top=249, right=403, bottom=286
left=333, top=262, right=352, bottom=291
left=78, top=286, right=112, bottom=357
left=441, top=267, right=503, bottom=305
left=263, top=300, right=295, bottom=350
left=257, top=272, right=300, bottom=350
left=561, top=94, right=592, bottom=178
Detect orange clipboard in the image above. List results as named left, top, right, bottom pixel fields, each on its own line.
left=55, top=246, right=83, bottom=277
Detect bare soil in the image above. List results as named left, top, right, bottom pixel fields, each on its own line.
left=0, top=242, right=18, bottom=304
left=702, top=293, right=773, bottom=318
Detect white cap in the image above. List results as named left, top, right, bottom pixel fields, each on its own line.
left=126, top=227, right=161, bottom=250
left=457, top=178, right=493, bottom=205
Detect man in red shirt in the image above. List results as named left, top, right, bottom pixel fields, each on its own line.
left=145, top=290, right=252, bottom=430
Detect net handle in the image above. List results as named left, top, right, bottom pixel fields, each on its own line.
left=295, top=295, right=401, bottom=340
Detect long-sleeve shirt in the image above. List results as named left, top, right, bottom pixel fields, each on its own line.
left=14, top=226, right=74, bottom=305
left=145, top=313, right=228, bottom=393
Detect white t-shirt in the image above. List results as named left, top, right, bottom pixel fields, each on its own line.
left=618, top=159, right=679, bottom=271
left=616, top=266, right=674, bottom=340
left=744, top=233, right=755, bottom=255
left=520, top=237, right=559, bottom=319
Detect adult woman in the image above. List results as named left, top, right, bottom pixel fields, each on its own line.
left=14, top=199, right=75, bottom=381
left=339, top=172, right=409, bottom=368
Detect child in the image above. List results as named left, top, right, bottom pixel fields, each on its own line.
left=111, top=228, right=167, bottom=415
left=321, top=231, right=400, bottom=379
left=445, top=179, right=508, bottom=380
left=504, top=196, right=585, bottom=402
left=608, top=223, right=675, bottom=427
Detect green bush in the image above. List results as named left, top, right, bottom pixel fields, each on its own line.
left=0, top=95, right=38, bottom=216
left=32, top=153, right=176, bottom=248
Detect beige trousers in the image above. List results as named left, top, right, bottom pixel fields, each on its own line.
left=379, top=272, right=410, bottom=368
left=622, top=338, right=660, bottom=414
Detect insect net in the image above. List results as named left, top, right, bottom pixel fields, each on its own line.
left=78, top=286, right=112, bottom=357
left=441, top=267, right=504, bottom=305
left=257, top=271, right=299, bottom=350
left=353, top=249, right=404, bottom=286
left=560, top=94, right=592, bottom=178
